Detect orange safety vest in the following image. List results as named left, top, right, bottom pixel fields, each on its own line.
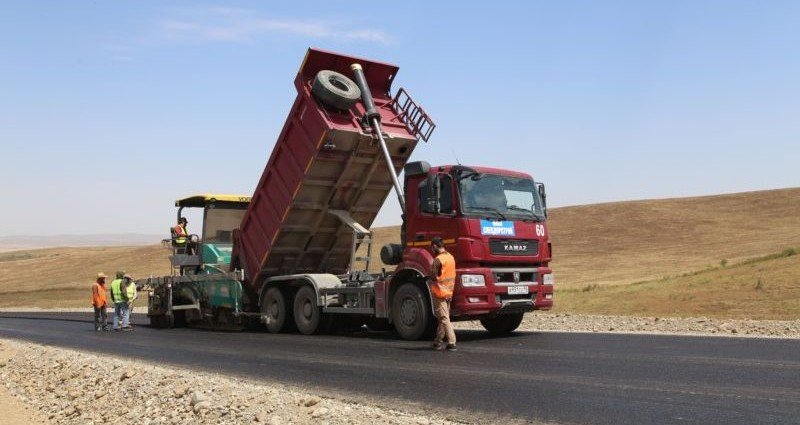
left=174, top=224, right=187, bottom=245
left=91, top=282, right=107, bottom=308
left=431, top=252, right=456, bottom=299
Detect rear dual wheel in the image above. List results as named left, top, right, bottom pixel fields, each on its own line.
left=261, top=287, right=293, bottom=333
left=293, top=286, right=322, bottom=335
left=261, top=286, right=322, bottom=335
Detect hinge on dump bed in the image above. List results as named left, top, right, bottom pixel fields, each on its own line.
left=328, top=209, right=373, bottom=275
left=391, top=88, right=436, bottom=142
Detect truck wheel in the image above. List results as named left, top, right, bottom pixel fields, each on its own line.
left=164, top=312, right=175, bottom=329
left=150, top=312, right=175, bottom=329
left=149, top=315, right=164, bottom=328
left=366, top=317, right=390, bottom=332
left=261, top=287, right=291, bottom=333
left=392, top=283, right=432, bottom=340
left=312, top=70, right=361, bottom=110
left=293, top=286, right=321, bottom=335
left=480, top=313, right=524, bottom=335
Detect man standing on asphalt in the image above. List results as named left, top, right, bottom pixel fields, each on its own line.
left=121, top=274, right=137, bottom=330
left=91, top=272, right=109, bottom=331
left=110, top=271, right=130, bottom=331
left=429, top=237, right=457, bottom=351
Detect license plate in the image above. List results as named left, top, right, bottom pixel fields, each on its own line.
left=507, top=285, right=529, bottom=295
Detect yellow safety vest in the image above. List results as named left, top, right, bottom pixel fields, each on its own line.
left=110, top=279, right=125, bottom=303
left=124, top=281, right=136, bottom=301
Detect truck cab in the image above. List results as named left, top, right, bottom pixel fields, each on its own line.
left=388, top=161, right=553, bottom=335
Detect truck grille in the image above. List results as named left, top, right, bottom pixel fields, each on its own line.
left=493, top=270, right=538, bottom=285
left=489, top=239, right=538, bottom=256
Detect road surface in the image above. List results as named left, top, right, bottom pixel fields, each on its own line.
left=1, top=311, right=798, bottom=424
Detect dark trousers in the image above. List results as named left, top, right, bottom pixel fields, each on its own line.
left=94, top=306, right=108, bottom=329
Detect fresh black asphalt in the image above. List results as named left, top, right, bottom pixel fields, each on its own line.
left=0, top=311, right=798, bottom=425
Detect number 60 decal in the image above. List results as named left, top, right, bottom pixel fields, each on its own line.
left=535, top=224, right=546, bottom=237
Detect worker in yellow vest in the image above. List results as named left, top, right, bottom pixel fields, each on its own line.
left=122, top=274, right=137, bottom=329
left=429, top=237, right=457, bottom=351
left=110, top=271, right=132, bottom=331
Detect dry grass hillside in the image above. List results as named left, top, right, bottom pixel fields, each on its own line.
left=555, top=248, right=800, bottom=320
left=0, top=246, right=167, bottom=308
left=1, top=187, right=798, bottom=317
left=549, top=187, right=800, bottom=288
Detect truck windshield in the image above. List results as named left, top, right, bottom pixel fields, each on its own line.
left=458, top=174, right=545, bottom=221
left=203, top=206, right=247, bottom=244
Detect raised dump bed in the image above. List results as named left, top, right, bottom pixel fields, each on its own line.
left=232, top=48, right=429, bottom=294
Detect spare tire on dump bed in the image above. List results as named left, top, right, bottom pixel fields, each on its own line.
left=312, top=70, right=361, bottom=110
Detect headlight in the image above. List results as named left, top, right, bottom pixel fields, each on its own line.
left=461, top=274, right=486, bottom=287
left=543, top=273, right=554, bottom=285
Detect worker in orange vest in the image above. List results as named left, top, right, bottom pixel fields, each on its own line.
left=429, top=237, right=457, bottom=351
left=91, top=272, right=109, bottom=331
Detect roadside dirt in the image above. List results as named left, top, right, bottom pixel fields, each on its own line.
left=455, top=312, right=800, bottom=338
left=0, top=338, right=464, bottom=425
left=0, top=341, right=49, bottom=425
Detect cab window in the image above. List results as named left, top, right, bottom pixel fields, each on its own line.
left=418, top=175, right=454, bottom=214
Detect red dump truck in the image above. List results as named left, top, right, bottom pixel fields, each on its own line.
left=144, top=48, right=552, bottom=340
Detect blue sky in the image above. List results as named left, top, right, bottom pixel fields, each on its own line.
left=2, top=1, right=799, bottom=236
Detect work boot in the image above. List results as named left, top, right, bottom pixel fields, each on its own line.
left=95, top=327, right=101, bottom=332
left=122, top=327, right=133, bottom=332
left=445, top=344, right=457, bottom=352
left=431, top=341, right=443, bottom=351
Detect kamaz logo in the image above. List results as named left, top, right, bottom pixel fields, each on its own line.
left=503, top=243, right=528, bottom=251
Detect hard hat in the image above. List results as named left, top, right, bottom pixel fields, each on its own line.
left=97, top=272, right=108, bottom=279
left=123, top=274, right=132, bottom=280
left=116, top=271, right=125, bottom=278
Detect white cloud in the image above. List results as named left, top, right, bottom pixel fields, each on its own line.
left=156, top=7, right=392, bottom=44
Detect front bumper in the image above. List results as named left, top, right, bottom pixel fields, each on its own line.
left=451, top=266, right=553, bottom=318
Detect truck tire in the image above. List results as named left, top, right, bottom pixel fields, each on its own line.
left=312, top=70, right=361, bottom=110
left=293, top=285, right=321, bottom=335
left=366, top=317, right=391, bottom=332
left=150, top=312, right=174, bottom=329
left=380, top=243, right=403, bottom=266
left=261, top=287, right=291, bottom=333
left=392, top=283, right=433, bottom=340
left=480, top=313, right=524, bottom=335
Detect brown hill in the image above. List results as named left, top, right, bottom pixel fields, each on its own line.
left=1, top=187, right=799, bottom=315
left=556, top=248, right=800, bottom=320
left=550, top=187, right=800, bottom=288
left=0, top=246, right=168, bottom=308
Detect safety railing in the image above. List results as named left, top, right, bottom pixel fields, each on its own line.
left=390, top=88, right=436, bottom=142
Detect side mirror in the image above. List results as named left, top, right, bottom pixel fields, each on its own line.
left=423, top=173, right=441, bottom=214
left=537, top=182, right=548, bottom=218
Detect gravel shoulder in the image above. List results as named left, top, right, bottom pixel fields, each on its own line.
left=455, top=312, right=800, bottom=338
left=0, top=337, right=456, bottom=425
left=0, top=342, right=50, bottom=425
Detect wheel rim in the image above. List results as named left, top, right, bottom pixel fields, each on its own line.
left=302, top=299, right=312, bottom=319
left=269, top=300, right=279, bottom=318
left=399, top=296, right=418, bottom=327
